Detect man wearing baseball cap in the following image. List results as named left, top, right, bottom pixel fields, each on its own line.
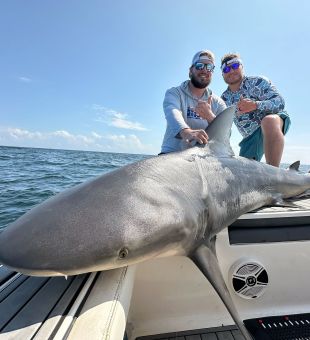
left=160, top=50, right=226, bottom=154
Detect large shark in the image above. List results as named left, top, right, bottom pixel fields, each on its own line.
left=0, top=106, right=310, bottom=339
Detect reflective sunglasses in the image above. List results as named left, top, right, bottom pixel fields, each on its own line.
left=222, top=62, right=241, bottom=74
left=194, top=62, right=215, bottom=72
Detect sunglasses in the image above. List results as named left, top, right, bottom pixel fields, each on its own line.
left=222, top=62, right=241, bottom=74
left=194, top=62, right=215, bottom=72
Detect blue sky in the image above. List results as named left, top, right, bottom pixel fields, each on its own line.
left=1, top=0, right=310, bottom=163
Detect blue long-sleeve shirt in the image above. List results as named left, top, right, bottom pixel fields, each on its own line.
left=221, top=76, right=286, bottom=138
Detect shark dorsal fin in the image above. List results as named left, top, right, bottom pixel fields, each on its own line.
left=287, top=160, right=300, bottom=171
left=204, top=105, right=236, bottom=156
left=205, top=105, right=235, bottom=144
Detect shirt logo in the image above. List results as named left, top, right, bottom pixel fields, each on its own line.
left=187, top=107, right=200, bottom=119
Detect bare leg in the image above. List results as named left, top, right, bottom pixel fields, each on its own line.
left=261, top=115, right=284, bottom=167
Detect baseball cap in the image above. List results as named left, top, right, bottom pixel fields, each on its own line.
left=191, top=50, right=215, bottom=66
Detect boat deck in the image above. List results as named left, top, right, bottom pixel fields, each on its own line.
left=0, top=269, right=94, bottom=339
left=135, top=325, right=244, bottom=340
left=0, top=197, right=310, bottom=339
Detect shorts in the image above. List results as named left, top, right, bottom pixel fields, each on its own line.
left=239, top=111, right=291, bottom=161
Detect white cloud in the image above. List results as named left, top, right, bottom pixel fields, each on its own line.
left=111, top=117, right=147, bottom=130
left=0, top=126, right=155, bottom=154
left=52, top=130, right=95, bottom=145
left=52, top=130, right=73, bottom=138
left=106, top=134, right=145, bottom=151
left=7, top=128, right=43, bottom=139
left=18, top=76, right=32, bottom=83
left=91, top=131, right=102, bottom=139
left=92, top=104, right=148, bottom=131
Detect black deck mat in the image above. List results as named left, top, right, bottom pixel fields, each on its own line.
left=0, top=271, right=90, bottom=340
left=135, top=325, right=245, bottom=340
left=0, top=276, right=48, bottom=330
left=0, top=266, right=16, bottom=286
left=33, top=274, right=89, bottom=340
left=244, top=312, right=310, bottom=339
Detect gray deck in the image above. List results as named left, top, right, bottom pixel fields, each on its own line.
left=0, top=266, right=92, bottom=339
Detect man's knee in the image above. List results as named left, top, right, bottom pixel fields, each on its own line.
left=261, top=115, right=284, bottom=134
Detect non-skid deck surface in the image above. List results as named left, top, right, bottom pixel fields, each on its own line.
left=0, top=266, right=91, bottom=339
left=135, top=325, right=245, bottom=340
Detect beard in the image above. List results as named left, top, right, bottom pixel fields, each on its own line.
left=190, top=73, right=211, bottom=89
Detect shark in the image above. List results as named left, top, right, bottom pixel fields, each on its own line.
left=0, top=105, right=310, bottom=339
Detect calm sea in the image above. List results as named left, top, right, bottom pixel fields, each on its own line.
left=0, top=146, right=150, bottom=231
left=0, top=145, right=309, bottom=232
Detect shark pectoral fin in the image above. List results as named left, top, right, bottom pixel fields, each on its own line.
left=294, top=189, right=310, bottom=199
left=190, top=242, right=253, bottom=340
left=270, top=194, right=299, bottom=208
left=267, top=196, right=298, bottom=209
left=273, top=200, right=300, bottom=208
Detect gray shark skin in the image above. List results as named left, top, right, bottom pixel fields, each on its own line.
left=0, top=106, right=310, bottom=340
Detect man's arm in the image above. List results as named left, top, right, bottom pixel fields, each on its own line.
left=238, top=77, right=285, bottom=115
left=254, top=77, right=285, bottom=113
left=163, top=88, right=209, bottom=144
left=163, top=88, right=189, bottom=137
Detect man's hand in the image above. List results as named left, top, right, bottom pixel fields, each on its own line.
left=195, top=96, right=216, bottom=122
left=237, top=95, right=258, bottom=114
left=180, top=128, right=209, bottom=145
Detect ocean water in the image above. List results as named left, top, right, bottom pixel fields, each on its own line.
left=0, top=145, right=309, bottom=232
left=0, top=146, right=150, bottom=231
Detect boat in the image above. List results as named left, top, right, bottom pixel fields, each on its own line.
left=0, top=197, right=310, bottom=339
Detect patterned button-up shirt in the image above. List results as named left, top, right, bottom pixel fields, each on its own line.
left=221, top=76, right=286, bottom=138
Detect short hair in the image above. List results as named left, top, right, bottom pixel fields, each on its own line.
left=221, top=53, right=240, bottom=66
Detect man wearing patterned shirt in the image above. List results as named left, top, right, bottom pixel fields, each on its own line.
left=221, top=53, right=291, bottom=167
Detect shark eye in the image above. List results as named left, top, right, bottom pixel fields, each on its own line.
left=118, top=247, right=129, bottom=259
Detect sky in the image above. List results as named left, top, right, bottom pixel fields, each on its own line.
left=1, top=0, right=310, bottom=164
